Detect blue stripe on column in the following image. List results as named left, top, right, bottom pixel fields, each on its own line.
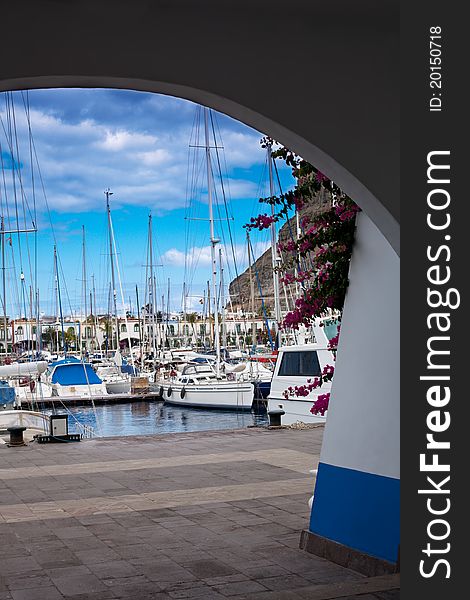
left=309, top=462, right=400, bottom=563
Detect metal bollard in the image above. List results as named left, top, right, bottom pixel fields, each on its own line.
left=268, top=408, right=285, bottom=427
left=7, top=426, right=27, bottom=447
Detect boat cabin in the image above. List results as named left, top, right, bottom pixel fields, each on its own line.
left=268, top=343, right=334, bottom=402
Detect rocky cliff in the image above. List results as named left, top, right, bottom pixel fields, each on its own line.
left=229, top=193, right=331, bottom=314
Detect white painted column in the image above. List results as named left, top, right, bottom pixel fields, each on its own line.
left=309, top=211, right=400, bottom=563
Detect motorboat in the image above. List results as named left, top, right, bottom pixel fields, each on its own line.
left=47, top=358, right=108, bottom=397
left=158, top=362, right=254, bottom=410
left=267, top=342, right=334, bottom=425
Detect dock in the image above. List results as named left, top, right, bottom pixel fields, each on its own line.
left=19, top=392, right=163, bottom=408
left=0, top=427, right=399, bottom=599
left=19, top=394, right=267, bottom=410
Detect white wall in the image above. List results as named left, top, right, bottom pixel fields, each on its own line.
left=319, top=211, right=400, bottom=479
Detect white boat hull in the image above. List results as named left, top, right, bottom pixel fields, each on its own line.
left=52, top=383, right=108, bottom=398
left=267, top=397, right=327, bottom=426
left=162, top=381, right=254, bottom=410
left=105, top=379, right=131, bottom=395
left=0, top=409, right=50, bottom=443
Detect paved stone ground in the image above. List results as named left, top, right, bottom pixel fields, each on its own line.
left=0, top=426, right=400, bottom=599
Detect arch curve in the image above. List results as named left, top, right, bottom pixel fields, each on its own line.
left=1, top=0, right=399, bottom=254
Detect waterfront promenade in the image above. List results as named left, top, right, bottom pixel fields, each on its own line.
left=0, top=427, right=399, bottom=599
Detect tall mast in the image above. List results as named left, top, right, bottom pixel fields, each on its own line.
left=106, top=282, right=111, bottom=352
left=54, top=245, right=59, bottom=354
left=155, top=275, right=160, bottom=350
left=219, top=248, right=227, bottom=351
left=1, top=218, right=6, bottom=354
left=54, top=246, right=66, bottom=357
left=148, top=214, right=157, bottom=361
left=107, top=208, right=135, bottom=366
left=89, top=290, right=94, bottom=351
left=29, top=285, right=33, bottom=358
left=36, top=288, right=40, bottom=355
left=105, top=188, right=119, bottom=352
left=204, top=107, right=221, bottom=375
left=247, top=230, right=256, bottom=352
left=206, top=280, right=211, bottom=347
left=161, top=293, right=165, bottom=348
left=136, top=284, right=143, bottom=361
left=201, top=288, right=206, bottom=348
left=166, top=277, right=170, bottom=348
left=91, top=274, right=98, bottom=352
left=82, top=225, right=88, bottom=355
left=267, top=141, right=282, bottom=343
left=182, top=281, right=187, bottom=346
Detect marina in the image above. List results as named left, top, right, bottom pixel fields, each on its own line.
left=0, top=95, right=338, bottom=435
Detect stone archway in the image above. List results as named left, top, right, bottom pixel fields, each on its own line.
left=1, top=0, right=400, bottom=573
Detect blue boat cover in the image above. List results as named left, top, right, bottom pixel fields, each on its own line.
left=50, top=356, right=81, bottom=368
left=51, top=363, right=102, bottom=385
left=0, top=380, right=16, bottom=404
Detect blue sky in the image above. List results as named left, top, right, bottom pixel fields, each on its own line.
left=0, top=89, right=295, bottom=318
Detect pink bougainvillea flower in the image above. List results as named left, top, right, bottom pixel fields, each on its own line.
left=310, top=393, right=330, bottom=416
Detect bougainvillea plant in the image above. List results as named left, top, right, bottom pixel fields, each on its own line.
left=245, top=138, right=359, bottom=415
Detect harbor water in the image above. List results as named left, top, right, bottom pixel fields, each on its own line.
left=43, top=401, right=269, bottom=438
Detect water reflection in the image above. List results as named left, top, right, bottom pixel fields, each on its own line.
left=43, top=401, right=268, bottom=438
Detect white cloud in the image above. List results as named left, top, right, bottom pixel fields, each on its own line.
left=160, top=248, right=187, bottom=266
left=136, top=148, right=172, bottom=166
left=0, top=95, right=269, bottom=217
left=96, top=129, right=158, bottom=152
left=162, top=241, right=270, bottom=270
left=162, top=245, right=212, bottom=268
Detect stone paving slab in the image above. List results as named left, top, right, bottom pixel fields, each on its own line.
left=0, top=427, right=399, bottom=599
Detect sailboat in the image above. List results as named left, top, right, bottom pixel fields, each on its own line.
left=94, top=189, right=136, bottom=395
left=159, top=107, right=253, bottom=410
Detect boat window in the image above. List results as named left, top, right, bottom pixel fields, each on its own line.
left=278, top=351, right=321, bottom=377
